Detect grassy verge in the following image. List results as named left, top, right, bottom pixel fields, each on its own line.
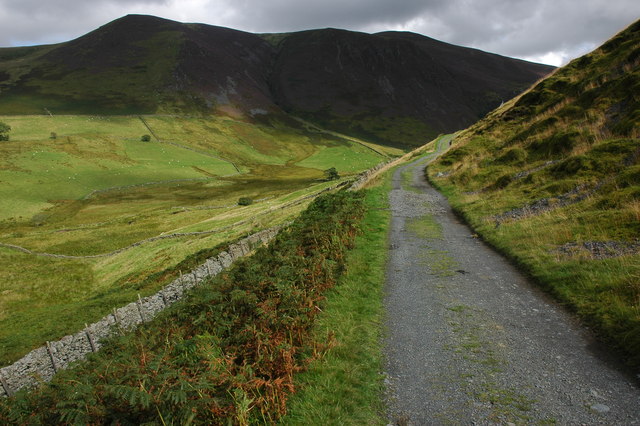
left=280, top=181, right=392, bottom=425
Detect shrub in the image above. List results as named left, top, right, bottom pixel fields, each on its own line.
left=0, top=121, right=10, bottom=141
left=324, top=167, right=340, bottom=181
left=140, top=134, right=151, bottom=142
left=238, top=197, right=253, bottom=206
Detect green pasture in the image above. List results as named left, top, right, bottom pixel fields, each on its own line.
left=296, top=143, right=382, bottom=172
left=2, top=115, right=146, bottom=140
left=0, top=113, right=386, bottom=367
left=0, top=137, right=237, bottom=221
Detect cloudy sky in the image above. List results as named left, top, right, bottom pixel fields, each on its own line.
left=0, top=0, right=638, bottom=66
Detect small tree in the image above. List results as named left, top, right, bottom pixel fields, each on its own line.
left=50, top=132, right=57, bottom=140
left=324, top=167, right=340, bottom=181
left=0, top=122, right=11, bottom=141
left=141, top=134, right=151, bottom=142
left=238, top=197, right=253, bottom=206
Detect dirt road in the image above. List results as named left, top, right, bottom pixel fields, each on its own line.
left=383, top=149, right=640, bottom=424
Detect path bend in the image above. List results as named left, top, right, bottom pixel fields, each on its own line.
left=383, top=148, right=640, bottom=424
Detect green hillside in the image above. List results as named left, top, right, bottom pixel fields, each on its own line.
left=428, top=20, right=640, bottom=368
left=0, top=113, right=386, bottom=366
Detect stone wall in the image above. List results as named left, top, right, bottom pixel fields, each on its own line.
left=349, top=160, right=393, bottom=190
left=0, top=226, right=281, bottom=398
left=0, top=160, right=391, bottom=398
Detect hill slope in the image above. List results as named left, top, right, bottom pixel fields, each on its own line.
left=0, top=15, right=277, bottom=116
left=428, top=19, right=640, bottom=369
left=0, top=14, right=553, bottom=147
left=0, top=111, right=391, bottom=367
left=270, top=28, right=552, bottom=146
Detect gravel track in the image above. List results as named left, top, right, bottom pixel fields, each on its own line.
left=383, top=153, right=640, bottom=425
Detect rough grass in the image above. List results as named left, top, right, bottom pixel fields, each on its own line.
left=0, top=113, right=385, bottom=367
left=281, top=180, right=391, bottom=425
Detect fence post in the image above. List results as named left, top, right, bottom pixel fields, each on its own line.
left=85, top=323, right=97, bottom=353
left=46, top=341, right=59, bottom=373
left=0, top=371, right=12, bottom=397
left=136, top=294, right=146, bottom=322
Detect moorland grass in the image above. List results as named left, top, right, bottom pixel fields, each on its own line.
left=0, top=27, right=182, bottom=115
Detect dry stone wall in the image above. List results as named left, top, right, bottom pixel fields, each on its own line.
left=0, top=160, right=392, bottom=398
left=350, top=160, right=393, bottom=190
left=0, top=226, right=281, bottom=398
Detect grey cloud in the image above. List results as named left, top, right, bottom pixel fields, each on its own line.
left=397, top=0, right=640, bottom=62
left=0, top=0, right=638, bottom=65
left=0, top=0, right=167, bottom=45
left=228, top=0, right=447, bottom=32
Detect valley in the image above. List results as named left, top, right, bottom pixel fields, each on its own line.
left=0, top=10, right=637, bottom=425
left=0, top=14, right=551, bottom=370
left=0, top=113, right=386, bottom=366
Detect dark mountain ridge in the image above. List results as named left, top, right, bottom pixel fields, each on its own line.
left=0, top=14, right=553, bottom=147
left=270, top=27, right=552, bottom=144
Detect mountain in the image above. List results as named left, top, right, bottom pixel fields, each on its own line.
left=0, top=14, right=553, bottom=147
left=0, top=15, right=277, bottom=116
left=270, top=29, right=552, bottom=146
left=428, top=19, right=640, bottom=368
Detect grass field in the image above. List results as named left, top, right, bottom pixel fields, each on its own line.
left=0, top=114, right=389, bottom=366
